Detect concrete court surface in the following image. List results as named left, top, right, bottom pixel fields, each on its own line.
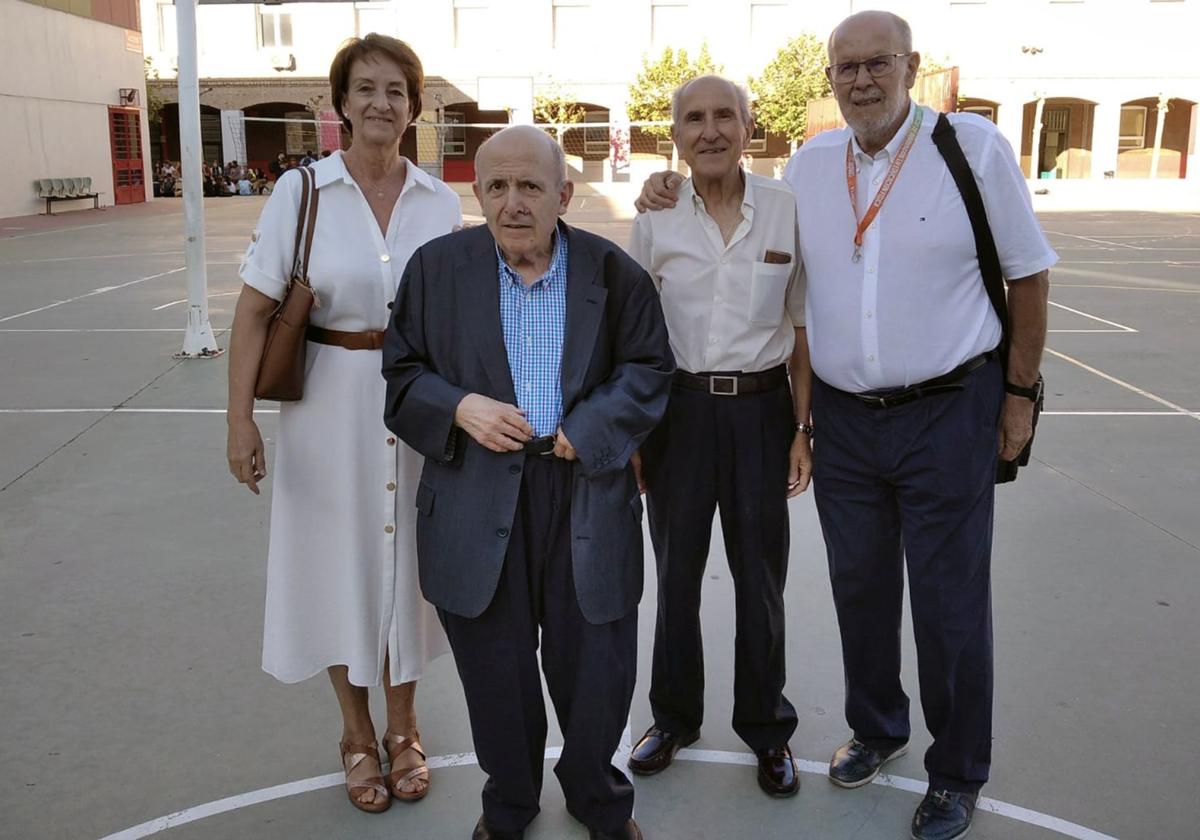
left=1, top=195, right=1198, bottom=840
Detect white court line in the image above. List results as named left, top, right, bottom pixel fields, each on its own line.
left=1048, top=301, right=1136, bottom=332
left=0, top=267, right=185, bottom=323
left=153, top=291, right=239, bottom=311
left=1047, top=329, right=1130, bottom=334
left=96, top=748, right=1119, bottom=840
left=1046, top=231, right=1200, bottom=252
left=0, top=221, right=121, bottom=240
left=1044, top=410, right=1200, bottom=417
left=0, top=328, right=187, bottom=333
left=1045, top=347, right=1200, bottom=422
left=1052, top=284, right=1200, bottom=294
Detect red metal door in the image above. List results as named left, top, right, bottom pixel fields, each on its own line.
left=108, top=107, right=146, bottom=205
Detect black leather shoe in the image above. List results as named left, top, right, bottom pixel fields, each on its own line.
left=588, top=818, right=643, bottom=840
left=755, top=745, right=800, bottom=797
left=471, top=814, right=524, bottom=840
left=910, top=789, right=977, bottom=840
left=828, top=737, right=909, bottom=788
left=628, top=726, right=698, bottom=776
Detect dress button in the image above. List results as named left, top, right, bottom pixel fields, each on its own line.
left=384, top=524, right=395, bottom=534
left=386, top=437, right=396, bottom=446
left=508, top=464, right=521, bottom=474
left=868, top=355, right=876, bottom=362
left=496, top=527, right=509, bottom=538
left=387, top=301, right=393, bottom=310
left=386, top=481, right=396, bottom=491
left=380, top=254, right=391, bottom=263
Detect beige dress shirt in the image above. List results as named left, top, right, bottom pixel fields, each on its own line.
left=629, top=172, right=806, bottom=374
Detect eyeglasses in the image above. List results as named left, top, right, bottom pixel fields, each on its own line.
left=825, top=53, right=911, bottom=84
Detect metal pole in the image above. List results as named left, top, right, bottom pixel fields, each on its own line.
left=1031, top=95, right=1045, bottom=179
left=174, top=0, right=222, bottom=358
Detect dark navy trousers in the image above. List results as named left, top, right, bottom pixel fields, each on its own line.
left=811, top=358, right=1003, bottom=793
left=641, top=380, right=798, bottom=753
left=438, top=456, right=638, bottom=835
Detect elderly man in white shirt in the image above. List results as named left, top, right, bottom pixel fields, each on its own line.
left=626, top=75, right=812, bottom=800
left=637, top=13, right=1055, bottom=840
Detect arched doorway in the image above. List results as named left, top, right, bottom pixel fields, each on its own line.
left=959, top=98, right=1000, bottom=124
left=1020, top=97, right=1097, bottom=179
left=1116, top=97, right=1197, bottom=179
left=155, top=103, right=222, bottom=170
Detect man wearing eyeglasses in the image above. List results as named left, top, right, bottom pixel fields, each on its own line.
left=637, top=10, right=1055, bottom=840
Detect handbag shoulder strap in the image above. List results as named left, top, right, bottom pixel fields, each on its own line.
left=290, top=165, right=320, bottom=282
left=930, top=113, right=1009, bottom=366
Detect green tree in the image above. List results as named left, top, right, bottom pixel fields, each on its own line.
left=748, top=33, right=830, bottom=146
left=627, top=43, right=721, bottom=139
left=534, top=83, right=587, bottom=125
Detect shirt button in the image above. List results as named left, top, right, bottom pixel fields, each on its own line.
left=496, top=527, right=509, bottom=538
left=508, top=464, right=521, bottom=474
left=868, top=355, right=876, bottom=362
left=384, top=524, right=395, bottom=534
left=386, top=437, right=396, bottom=446
left=720, top=257, right=728, bottom=265
left=380, top=254, right=391, bottom=263
left=866, top=311, right=873, bottom=319
left=708, top=337, right=719, bottom=345
left=867, top=267, right=876, bottom=274
left=386, top=481, right=396, bottom=491
left=714, top=295, right=722, bottom=303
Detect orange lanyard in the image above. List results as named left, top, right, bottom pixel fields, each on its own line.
left=845, top=107, right=923, bottom=263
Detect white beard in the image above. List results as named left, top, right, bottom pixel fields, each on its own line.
left=843, top=90, right=909, bottom=149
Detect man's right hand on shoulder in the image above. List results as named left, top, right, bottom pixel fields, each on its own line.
left=455, top=393, right=533, bottom=453
left=634, top=171, right=683, bottom=213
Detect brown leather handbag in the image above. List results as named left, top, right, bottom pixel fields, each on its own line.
left=255, top=166, right=320, bottom=401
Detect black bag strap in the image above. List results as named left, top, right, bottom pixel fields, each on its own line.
left=289, top=165, right=320, bottom=284
left=930, top=113, right=1008, bottom=373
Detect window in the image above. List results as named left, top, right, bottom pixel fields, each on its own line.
left=355, top=2, right=393, bottom=37
left=750, top=3, right=789, bottom=53
left=156, top=0, right=176, bottom=53
left=284, top=111, right=317, bottom=155
left=746, top=123, right=767, bottom=153
left=553, top=0, right=590, bottom=49
left=962, top=105, right=996, bottom=122
left=1119, top=106, right=1147, bottom=149
left=651, top=0, right=691, bottom=50
left=258, top=7, right=293, bottom=48
left=584, top=110, right=610, bottom=155
left=443, top=112, right=466, bottom=156
left=454, top=0, right=488, bottom=49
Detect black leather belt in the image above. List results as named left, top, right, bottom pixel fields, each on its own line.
left=674, top=364, right=788, bottom=396
left=523, top=435, right=557, bottom=455
left=849, top=349, right=999, bottom=409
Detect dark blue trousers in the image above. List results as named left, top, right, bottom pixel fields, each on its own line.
left=641, top=381, right=798, bottom=753
left=811, top=358, right=1002, bottom=793
left=438, top=457, right=638, bottom=835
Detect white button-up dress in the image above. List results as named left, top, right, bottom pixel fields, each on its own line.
left=240, top=152, right=460, bottom=686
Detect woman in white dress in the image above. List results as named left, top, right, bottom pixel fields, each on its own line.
left=225, top=34, right=459, bottom=813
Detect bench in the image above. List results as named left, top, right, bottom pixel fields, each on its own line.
left=33, top=178, right=102, bottom=215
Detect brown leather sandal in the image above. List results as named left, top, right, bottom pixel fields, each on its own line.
left=383, top=730, right=430, bottom=802
left=339, top=741, right=391, bottom=813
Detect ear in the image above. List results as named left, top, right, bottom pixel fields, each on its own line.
left=472, top=181, right=483, bottom=204
left=558, top=180, right=575, bottom=216
left=904, top=51, right=921, bottom=89
left=744, top=118, right=756, bottom=147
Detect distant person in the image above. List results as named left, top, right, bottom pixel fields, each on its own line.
left=301, top=149, right=316, bottom=166
left=269, top=152, right=286, bottom=180
left=226, top=33, right=462, bottom=815
left=321, top=149, right=333, bottom=158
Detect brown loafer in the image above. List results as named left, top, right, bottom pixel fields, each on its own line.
left=756, top=744, right=800, bottom=797
left=471, top=814, right=524, bottom=840
left=627, top=725, right=699, bottom=776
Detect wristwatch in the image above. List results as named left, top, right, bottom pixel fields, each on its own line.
left=1004, top=377, right=1044, bottom=402
left=795, top=422, right=814, bottom=436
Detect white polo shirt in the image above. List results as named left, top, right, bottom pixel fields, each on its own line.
left=782, top=103, right=1057, bottom=393
left=629, top=172, right=806, bottom=374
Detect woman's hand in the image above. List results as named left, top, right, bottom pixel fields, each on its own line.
left=227, top=415, right=267, bottom=494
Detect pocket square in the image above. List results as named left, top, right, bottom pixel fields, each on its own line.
left=764, top=249, right=792, bottom=265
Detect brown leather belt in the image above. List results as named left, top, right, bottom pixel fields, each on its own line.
left=674, top=364, right=788, bottom=396
left=306, top=326, right=385, bottom=351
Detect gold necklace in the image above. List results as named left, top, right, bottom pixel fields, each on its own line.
left=348, top=156, right=398, bottom=200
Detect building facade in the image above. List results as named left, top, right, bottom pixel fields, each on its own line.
left=3, top=0, right=153, bottom=218
left=139, top=0, right=1199, bottom=183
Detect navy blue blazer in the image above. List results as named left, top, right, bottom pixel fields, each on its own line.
left=382, top=222, right=675, bottom=624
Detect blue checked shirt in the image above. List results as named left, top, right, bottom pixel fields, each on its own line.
left=497, top=231, right=568, bottom=437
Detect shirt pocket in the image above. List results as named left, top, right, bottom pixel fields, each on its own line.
left=748, top=261, right=791, bottom=326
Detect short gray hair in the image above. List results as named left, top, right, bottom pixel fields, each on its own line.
left=671, top=75, right=753, bottom=127
left=475, top=124, right=569, bottom=188
left=828, top=11, right=913, bottom=61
